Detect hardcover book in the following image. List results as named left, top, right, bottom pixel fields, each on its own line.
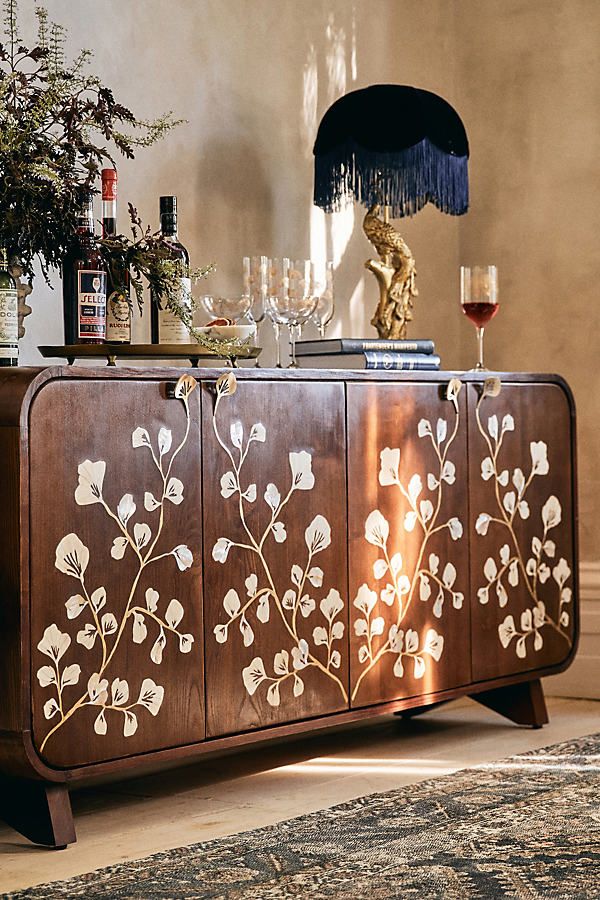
left=295, top=338, right=435, bottom=356
left=298, top=351, right=441, bottom=371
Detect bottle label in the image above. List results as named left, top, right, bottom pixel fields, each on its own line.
left=158, top=277, right=192, bottom=344
left=101, top=177, right=117, bottom=202
left=106, top=290, right=131, bottom=343
left=78, top=270, right=107, bottom=340
left=0, top=288, right=18, bottom=358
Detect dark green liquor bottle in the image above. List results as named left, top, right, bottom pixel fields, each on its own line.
left=150, top=196, right=191, bottom=344
left=0, top=247, right=18, bottom=367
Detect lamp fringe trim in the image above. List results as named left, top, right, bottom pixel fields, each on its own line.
left=314, top=138, right=469, bottom=218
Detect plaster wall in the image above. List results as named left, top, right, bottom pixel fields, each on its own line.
left=17, top=0, right=461, bottom=367
left=15, top=0, right=599, bottom=565
left=454, top=0, right=600, bottom=560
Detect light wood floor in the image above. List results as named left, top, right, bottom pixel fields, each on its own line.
left=1, top=695, right=598, bottom=893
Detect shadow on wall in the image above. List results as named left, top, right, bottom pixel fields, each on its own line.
left=191, top=3, right=381, bottom=342
left=196, top=137, right=274, bottom=296
left=304, top=7, right=365, bottom=338
left=302, top=8, right=358, bottom=160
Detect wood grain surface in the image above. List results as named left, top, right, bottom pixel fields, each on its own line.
left=0, top=368, right=579, bottom=791
left=468, top=382, right=576, bottom=681
left=202, top=379, right=349, bottom=736
left=28, top=378, right=204, bottom=768
left=347, top=381, right=471, bottom=708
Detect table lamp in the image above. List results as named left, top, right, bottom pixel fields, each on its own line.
left=313, top=84, right=469, bottom=339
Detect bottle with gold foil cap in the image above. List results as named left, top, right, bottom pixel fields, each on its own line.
left=102, top=168, right=131, bottom=344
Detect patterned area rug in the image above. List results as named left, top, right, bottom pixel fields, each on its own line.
left=8, top=733, right=600, bottom=899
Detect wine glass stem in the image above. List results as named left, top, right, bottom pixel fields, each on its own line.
left=274, top=323, right=282, bottom=368
left=254, top=322, right=261, bottom=368
left=289, top=325, right=298, bottom=369
left=318, top=324, right=325, bottom=338
left=477, top=327, right=485, bottom=370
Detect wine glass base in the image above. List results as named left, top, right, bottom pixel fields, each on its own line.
left=469, top=363, right=489, bottom=372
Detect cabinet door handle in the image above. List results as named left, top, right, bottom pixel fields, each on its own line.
left=445, top=377, right=463, bottom=409
left=165, top=374, right=199, bottom=399
left=481, top=376, right=502, bottom=400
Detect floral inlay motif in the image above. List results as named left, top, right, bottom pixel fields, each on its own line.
left=36, top=375, right=198, bottom=752
left=351, top=379, right=464, bottom=701
left=474, top=379, right=573, bottom=658
left=210, top=373, right=348, bottom=706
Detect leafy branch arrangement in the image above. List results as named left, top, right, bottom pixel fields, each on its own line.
left=0, top=0, right=181, bottom=280
left=36, top=374, right=197, bottom=753
left=100, top=207, right=248, bottom=355
left=473, top=378, right=572, bottom=659
left=351, top=378, right=464, bottom=701
left=0, top=0, right=233, bottom=351
left=210, top=373, right=348, bottom=707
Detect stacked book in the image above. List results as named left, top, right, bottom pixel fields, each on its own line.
left=296, top=338, right=440, bottom=370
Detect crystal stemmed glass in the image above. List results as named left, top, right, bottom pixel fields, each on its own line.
left=242, top=256, right=268, bottom=365
left=285, top=260, right=318, bottom=367
left=265, top=258, right=284, bottom=367
left=267, top=258, right=316, bottom=368
left=201, top=294, right=252, bottom=322
left=311, top=260, right=335, bottom=338
left=242, top=256, right=268, bottom=326
left=460, top=265, right=499, bottom=371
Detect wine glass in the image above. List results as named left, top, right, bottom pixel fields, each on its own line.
left=242, top=256, right=268, bottom=326
left=266, top=258, right=316, bottom=368
left=311, top=260, right=335, bottom=338
left=243, top=256, right=268, bottom=366
left=285, top=260, right=318, bottom=367
left=460, top=265, right=499, bottom=371
left=265, top=258, right=283, bottom=368
left=202, top=294, right=252, bottom=322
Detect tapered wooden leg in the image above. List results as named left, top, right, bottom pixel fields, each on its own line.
left=0, top=775, right=76, bottom=848
left=470, top=678, right=549, bottom=728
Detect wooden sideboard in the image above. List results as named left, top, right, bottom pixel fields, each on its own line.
left=0, top=367, right=578, bottom=847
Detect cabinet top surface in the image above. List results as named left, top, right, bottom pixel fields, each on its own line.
left=0, top=365, right=575, bottom=428
left=2, top=364, right=574, bottom=383
left=0, top=366, right=575, bottom=427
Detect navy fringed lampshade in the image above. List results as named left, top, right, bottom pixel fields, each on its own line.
left=313, top=84, right=469, bottom=219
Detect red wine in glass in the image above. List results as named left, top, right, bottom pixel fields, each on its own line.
left=460, top=266, right=498, bottom=370
left=462, top=301, right=499, bottom=328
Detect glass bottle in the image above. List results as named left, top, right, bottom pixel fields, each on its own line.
left=0, top=247, right=18, bottom=366
left=151, top=196, right=191, bottom=344
left=102, top=168, right=131, bottom=344
left=62, top=191, right=108, bottom=345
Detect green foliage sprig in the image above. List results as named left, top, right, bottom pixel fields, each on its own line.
left=100, top=207, right=249, bottom=356
left=0, top=0, right=183, bottom=280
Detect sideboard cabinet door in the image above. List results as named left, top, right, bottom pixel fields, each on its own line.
left=29, top=377, right=204, bottom=768
left=468, top=382, right=576, bottom=681
left=202, top=379, right=349, bottom=737
left=347, top=381, right=471, bottom=708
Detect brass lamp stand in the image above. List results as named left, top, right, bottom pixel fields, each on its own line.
left=362, top=203, right=418, bottom=340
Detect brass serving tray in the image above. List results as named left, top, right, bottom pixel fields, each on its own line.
left=39, top=343, right=261, bottom=368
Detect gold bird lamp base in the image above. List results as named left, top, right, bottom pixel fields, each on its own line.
left=362, top=204, right=418, bottom=340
